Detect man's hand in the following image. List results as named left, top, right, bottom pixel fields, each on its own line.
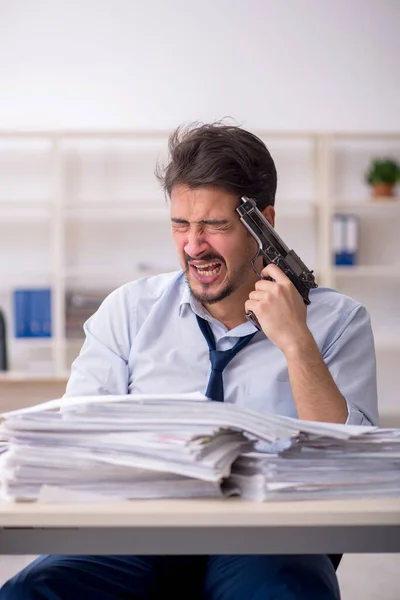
left=246, top=263, right=348, bottom=423
left=245, top=263, right=312, bottom=354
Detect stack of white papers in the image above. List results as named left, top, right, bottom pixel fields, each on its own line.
left=1, top=391, right=299, bottom=503
left=0, top=393, right=258, bottom=502
left=226, top=426, right=400, bottom=501
left=1, top=393, right=398, bottom=503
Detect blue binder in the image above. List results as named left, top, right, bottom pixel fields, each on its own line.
left=333, top=214, right=359, bottom=266
left=13, top=289, right=52, bottom=338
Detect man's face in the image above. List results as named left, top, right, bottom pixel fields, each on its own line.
left=170, top=185, right=274, bottom=305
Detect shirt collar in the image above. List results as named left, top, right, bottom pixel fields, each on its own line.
left=178, top=274, right=259, bottom=336
left=179, top=277, right=210, bottom=320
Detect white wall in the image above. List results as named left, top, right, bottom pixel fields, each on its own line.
left=1, top=1, right=399, bottom=416
left=0, top=0, right=399, bottom=131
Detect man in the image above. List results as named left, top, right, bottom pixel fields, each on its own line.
left=1, top=122, right=378, bottom=600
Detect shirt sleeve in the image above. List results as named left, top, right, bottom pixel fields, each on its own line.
left=64, top=285, right=135, bottom=397
left=322, top=305, right=379, bottom=426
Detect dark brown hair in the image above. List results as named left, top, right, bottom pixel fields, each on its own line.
left=156, top=121, right=277, bottom=209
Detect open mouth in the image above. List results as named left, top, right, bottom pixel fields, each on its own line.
left=189, top=261, right=223, bottom=283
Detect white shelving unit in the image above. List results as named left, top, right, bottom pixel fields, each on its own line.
left=0, top=130, right=399, bottom=413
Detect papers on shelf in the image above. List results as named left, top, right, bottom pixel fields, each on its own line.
left=0, top=392, right=398, bottom=503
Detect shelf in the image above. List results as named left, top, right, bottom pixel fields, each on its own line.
left=0, top=130, right=399, bottom=404
left=0, top=199, right=52, bottom=204
left=64, top=199, right=316, bottom=221
left=11, top=338, right=54, bottom=348
left=65, top=265, right=175, bottom=282
left=65, top=202, right=170, bottom=222
left=10, top=338, right=71, bottom=350
left=0, top=200, right=52, bottom=222
left=9, top=333, right=399, bottom=351
left=0, top=277, right=54, bottom=290
left=66, top=338, right=85, bottom=346
left=0, top=371, right=70, bottom=383
left=275, top=200, right=315, bottom=218
left=334, top=199, right=400, bottom=216
left=333, top=266, right=400, bottom=278
left=0, top=198, right=315, bottom=222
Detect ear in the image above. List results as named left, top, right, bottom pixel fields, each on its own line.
left=262, top=205, right=275, bottom=227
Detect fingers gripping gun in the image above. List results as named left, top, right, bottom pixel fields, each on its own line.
left=236, top=196, right=318, bottom=330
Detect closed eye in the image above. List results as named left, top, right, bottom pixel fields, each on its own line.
left=171, top=219, right=231, bottom=231
left=206, top=224, right=230, bottom=231
left=171, top=222, right=189, bottom=231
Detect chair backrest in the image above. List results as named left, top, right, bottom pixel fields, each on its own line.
left=328, top=554, right=342, bottom=571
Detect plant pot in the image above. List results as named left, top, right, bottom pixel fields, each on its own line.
left=371, top=183, right=395, bottom=198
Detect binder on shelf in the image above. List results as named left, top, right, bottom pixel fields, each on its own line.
left=13, top=289, right=52, bottom=338
left=0, top=308, right=8, bottom=371
left=333, top=213, right=359, bottom=266
left=13, top=290, right=29, bottom=338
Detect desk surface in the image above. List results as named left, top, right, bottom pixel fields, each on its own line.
left=1, top=498, right=399, bottom=555
left=0, top=497, right=399, bottom=527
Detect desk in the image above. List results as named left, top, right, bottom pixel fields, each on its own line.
left=0, top=498, right=399, bottom=555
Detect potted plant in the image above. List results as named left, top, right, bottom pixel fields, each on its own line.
left=365, top=158, right=400, bottom=198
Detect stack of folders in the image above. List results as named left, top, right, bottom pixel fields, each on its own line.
left=0, top=394, right=399, bottom=503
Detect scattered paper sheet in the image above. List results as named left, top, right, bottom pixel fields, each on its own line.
left=0, top=391, right=208, bottom=419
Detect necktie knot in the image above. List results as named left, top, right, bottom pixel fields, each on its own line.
left=209, top=349, right=234, bottom=372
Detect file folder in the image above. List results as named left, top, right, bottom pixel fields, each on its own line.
left=333, top=214, right=359, bottom=266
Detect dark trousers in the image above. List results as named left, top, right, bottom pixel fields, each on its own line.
left=0, top=554, right=340, bottom=599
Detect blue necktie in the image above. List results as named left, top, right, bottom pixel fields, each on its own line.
left=196, top=315, right=257, bottom=402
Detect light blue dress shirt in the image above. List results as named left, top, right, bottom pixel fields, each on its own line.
left=65, top=270, right=378, bottom=426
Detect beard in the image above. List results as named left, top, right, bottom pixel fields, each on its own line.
left=187, top=277, right=235, bottom=305
left=184, top=251, right=255, bottom=306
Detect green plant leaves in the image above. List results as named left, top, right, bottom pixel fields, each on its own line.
left=366, top=158, right=400, bottom=185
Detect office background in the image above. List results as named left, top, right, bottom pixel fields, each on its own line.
left=0, top=1, right=399, bottom=598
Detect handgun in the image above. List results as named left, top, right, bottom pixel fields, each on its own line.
left=236, top=196, right=318, bottom=330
